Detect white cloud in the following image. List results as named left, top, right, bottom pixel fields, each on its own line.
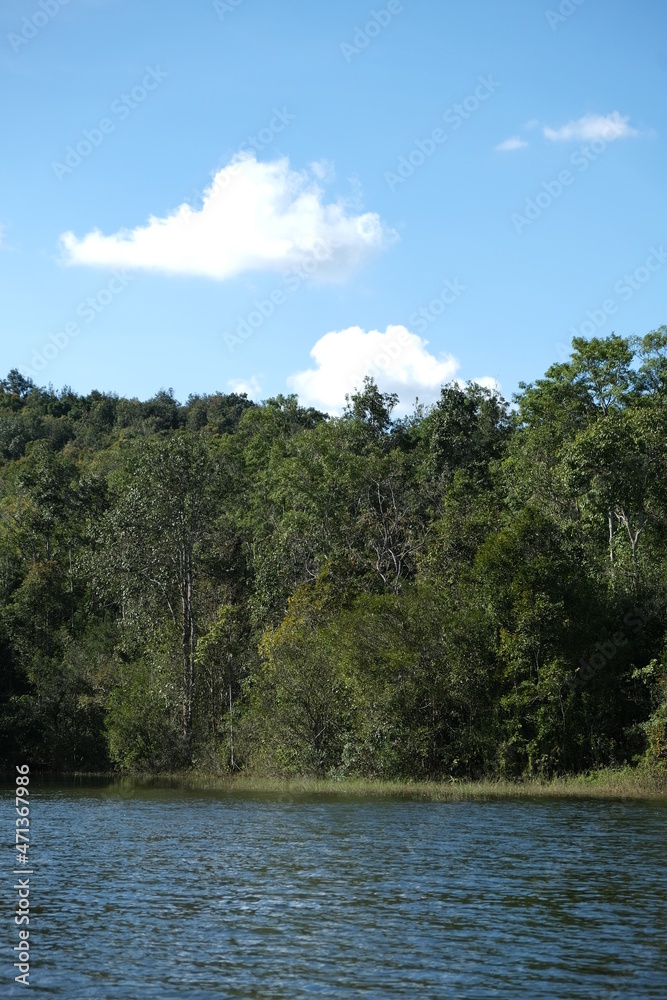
left=309, top=159, right=335, bottom=182
left=227, top=376, right=262, bottom=398
left=59, top=153, right=394, bottom=282
left=495, top=136, right=528, bottom=152
left=469, top=376, right=501, bottom=396
left=287, top=325, right=460, bottom=415
left=543, top=112, right=639, bottom=142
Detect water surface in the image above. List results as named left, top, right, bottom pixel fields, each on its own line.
left=5, top=778, right=667, bottom=998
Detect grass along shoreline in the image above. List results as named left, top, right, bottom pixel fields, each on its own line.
left=67, top=766, right=667, bottom=801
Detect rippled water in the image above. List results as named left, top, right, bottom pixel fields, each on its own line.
left=5, top=779, right=667, bottom=998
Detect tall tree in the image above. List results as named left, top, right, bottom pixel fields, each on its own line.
left=98, top=431, right=222, bottom=758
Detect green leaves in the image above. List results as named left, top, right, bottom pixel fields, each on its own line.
left=2, top=333, right=667, bottom=778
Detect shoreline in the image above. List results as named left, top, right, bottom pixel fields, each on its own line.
left=46, top=766, right=667, bottom=801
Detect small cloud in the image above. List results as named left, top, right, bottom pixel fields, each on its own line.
left=59, top=153, right=395, bottom=282
left=469, top=376, right=501, bottom=395
left=495, top=136, right=529, bottom=152
left=309, top=159, right=334, bottom=182
left=227, top=376, right=262, bottom=398
left=523, top=119, right=540, bottom=130
left=543, top=112, right=640, bottom=142
left=287, top=324, right=460, bottom=415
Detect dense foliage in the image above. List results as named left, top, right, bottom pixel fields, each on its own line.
left=2, top=332, right=667, bottom=778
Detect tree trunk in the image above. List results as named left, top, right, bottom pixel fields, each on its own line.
left=180, top=544, right=196, bottom=757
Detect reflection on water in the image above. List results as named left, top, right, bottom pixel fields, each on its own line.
left=4, top=778, right=667, bottom=998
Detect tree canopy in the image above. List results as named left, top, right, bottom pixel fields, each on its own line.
left=1, top=334, right=667, bottom=778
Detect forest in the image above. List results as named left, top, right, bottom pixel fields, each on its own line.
left=1, top=330, right=666, bottom=780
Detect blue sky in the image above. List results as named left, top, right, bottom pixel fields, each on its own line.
left=1, top=0, right=665, bottom=411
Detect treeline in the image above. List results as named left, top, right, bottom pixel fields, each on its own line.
left=1, top=331, right=666, bottom=778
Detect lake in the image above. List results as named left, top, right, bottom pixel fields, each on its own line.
left=5, top=778, right=667, bottom=998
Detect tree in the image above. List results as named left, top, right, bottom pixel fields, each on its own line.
left=98, top=431, right=222, bottom=760
left=424, top=381, right=511, bottom=486
left=344, top=376, right=399, bottom=438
